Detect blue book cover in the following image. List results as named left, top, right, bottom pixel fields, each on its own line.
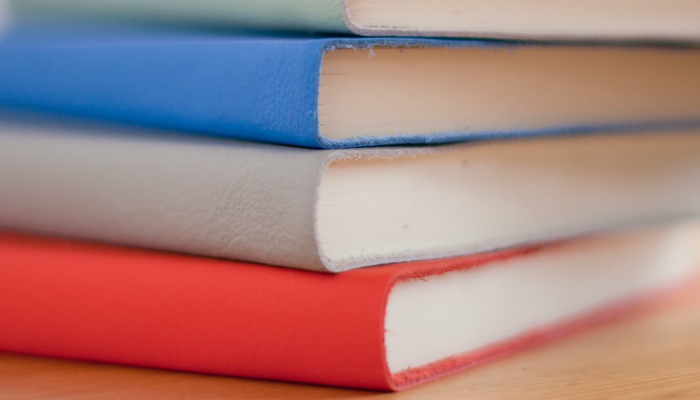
left=1, top=24, right=699, bottom=149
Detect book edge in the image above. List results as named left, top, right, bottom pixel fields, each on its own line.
left=387, top=275, right=700, bottom=390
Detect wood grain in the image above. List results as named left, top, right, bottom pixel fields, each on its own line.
left=1, top=290, right=699, bottom=400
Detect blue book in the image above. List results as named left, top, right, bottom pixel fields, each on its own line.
left=1, top=25, right=700, bottom=149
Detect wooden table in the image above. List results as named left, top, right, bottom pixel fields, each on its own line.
left=2, top=290, right=699, bottom=400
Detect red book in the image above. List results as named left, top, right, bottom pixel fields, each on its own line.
left=0, top=226, right=698, bottom=391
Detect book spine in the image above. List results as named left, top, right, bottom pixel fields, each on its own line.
left=0, top=233, right=392, bottom=389
left=0, top=125, right=330, bottom=270
left=0, top=31, right=326, bottom=147
left=10, top=0, right=350, bottom=33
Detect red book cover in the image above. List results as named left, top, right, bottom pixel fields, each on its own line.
left=0, top=228, right=697, bottom=391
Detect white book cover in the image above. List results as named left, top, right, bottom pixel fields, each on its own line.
left=2, top=114, right=700, bottom=272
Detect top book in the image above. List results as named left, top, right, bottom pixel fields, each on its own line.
left=9, top=0, right=700, bottom=42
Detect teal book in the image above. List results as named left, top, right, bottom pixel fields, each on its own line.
left=9, top=0, right=700, bottom=41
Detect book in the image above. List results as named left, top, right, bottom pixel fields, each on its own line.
left=2, top=114, right=700, bottom=272
left=1, top=26, right=700, bottom=149
left=1, top=225, right=698, bottom=390
left=9, top=0, right=700, bottom=42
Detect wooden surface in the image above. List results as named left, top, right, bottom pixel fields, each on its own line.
left=1, top=290, right=699, bottom=400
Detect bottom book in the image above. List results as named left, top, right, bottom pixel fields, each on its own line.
left=0, top=224, right=698, bottom=391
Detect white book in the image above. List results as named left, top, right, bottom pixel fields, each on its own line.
left=2, top=115, right=700, bottom=272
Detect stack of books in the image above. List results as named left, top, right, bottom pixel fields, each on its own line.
left=1, top=1, right=699, bottom=391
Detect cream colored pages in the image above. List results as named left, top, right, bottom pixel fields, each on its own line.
left=316, top=132, right=700, bottom=271
left=317, top=46, right=700, bottom=141
left=343, top=0, right=700, bottom=40
left=384, top=224, right=700, bottom=373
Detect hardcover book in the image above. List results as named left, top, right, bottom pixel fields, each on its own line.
left=9, top=0, right=700, bottom=41
left=2, top=114, right=700, bottom=272
left=1, top=26, right=700, bottom=148
left=0, top=225, right=698, bottom=390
